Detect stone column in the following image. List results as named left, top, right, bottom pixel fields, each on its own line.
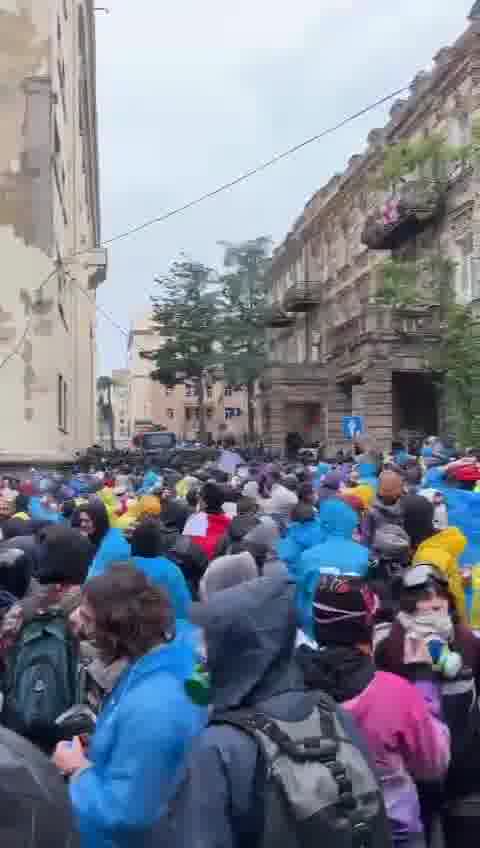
left=326, top=376, right=351, bottom=449
left=364, top=361, right=392, bottom=451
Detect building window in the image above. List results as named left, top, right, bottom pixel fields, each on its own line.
left=166, top=408, right=174, bottom=419
left=165, top=387, right=173, bottom=396
left=225, top=386, right=233, bottom=397
left=206, top=386, right=213, bottom=398
left=58, top=374, right=68, bottom=432
left=63, top=0, right=68, bottom=19
left=185, top=385, right=194, bottom=398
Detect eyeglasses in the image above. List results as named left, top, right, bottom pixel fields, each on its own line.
left=403, top=563, right=449, bottom=590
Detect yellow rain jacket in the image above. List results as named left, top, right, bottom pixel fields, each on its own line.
left=413, top=527, right=467, bottom=620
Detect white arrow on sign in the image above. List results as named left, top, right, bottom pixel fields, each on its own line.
left=348, top=420, right=357, bottom=438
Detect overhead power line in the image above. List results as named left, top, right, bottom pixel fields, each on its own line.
left=100, top=84, right=409, bottom=248
left=0, top=82, right=410, bottom=369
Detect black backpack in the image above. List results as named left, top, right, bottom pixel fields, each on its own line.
left=212, top=693, right=392, bottom=848
left=1, top=611, right=81, bottom=752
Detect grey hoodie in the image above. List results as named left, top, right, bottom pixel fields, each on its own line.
left=161, top=576, right=378, bottom=848
left=364, top=497, right=404, bottom=548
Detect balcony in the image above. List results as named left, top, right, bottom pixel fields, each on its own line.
left=265, top=306, right=296, bottom=329
left=361, top=180, right=444, bottom=250
left=330, top=304, right=441, bottom=352
left=283, top=282, right=322, bottom=312
left=260, top=362, right=327, bottom=390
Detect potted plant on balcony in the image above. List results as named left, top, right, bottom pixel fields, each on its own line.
left=362, top=132, right=477, bottom=250
left=370, top=121, right=480, bottom=446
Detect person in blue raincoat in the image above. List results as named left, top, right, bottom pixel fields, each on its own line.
left=295, top=498, right=369, bottom=637
left=277, top=503, right=326, bottom=578
left=80, top=500, right=131, bottom=580
left=130, top=519, right=192, bottom=621
left=53, top=564, right=206, bottom=848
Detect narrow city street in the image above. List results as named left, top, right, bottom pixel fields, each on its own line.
left=2, top=3, right=480, bottom=847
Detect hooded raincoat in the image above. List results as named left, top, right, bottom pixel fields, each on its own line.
left=413, top=528, right=467, bottom=620
left=160, top=576, right=380, bottom=848
left=87, top=528, right=131, bottom=580
left=296, top=500, right=369, bottom=637
left=131, top=555, right=192, bottom=620
left=70, top=632, right=206, bottom=848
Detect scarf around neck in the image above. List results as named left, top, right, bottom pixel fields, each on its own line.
left=398, top=610, right=453, bottom=643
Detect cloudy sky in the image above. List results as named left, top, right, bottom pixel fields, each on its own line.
left=94, top=0, right=474, bottom=373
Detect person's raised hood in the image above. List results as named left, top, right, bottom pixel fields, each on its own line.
left=190, top=575, right=301, bottom=713
left=317, top=498, right=358, bottom=539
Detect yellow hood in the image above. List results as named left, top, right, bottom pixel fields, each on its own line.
left=416, top=527, right=466, bottom=560
left=345, top=484, right=374, bottom=510
left=413, top=527, right=467, bottom=620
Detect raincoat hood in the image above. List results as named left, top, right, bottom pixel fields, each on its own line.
left=196, top=575, right=300, bottom=713
left=417, top=527, right=467, bottom=559
left=317, top=498, right=358, bottom=538
left=413, top=527, right=467, bottom=620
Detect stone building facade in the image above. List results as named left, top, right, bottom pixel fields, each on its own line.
left=128, top=314, right=255, bottom=444
left=261, top=9, right=480, bottom=454
left=0, top=1, right=106, bottom=463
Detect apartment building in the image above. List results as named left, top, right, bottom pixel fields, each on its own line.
left=128, top=314, right=250, bottom=443
left=0, top=0, right=106, bottom=463
left=261, top=6, right=480, bottom=452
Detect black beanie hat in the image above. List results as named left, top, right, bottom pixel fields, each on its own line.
left=313, top=575, right=377, bottom=646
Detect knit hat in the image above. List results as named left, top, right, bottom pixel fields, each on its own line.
left=313, top=575, right=378, bottom=646
left=378, top=470, right=404, bottom=501
left=199, top=551, right=258, bottom=601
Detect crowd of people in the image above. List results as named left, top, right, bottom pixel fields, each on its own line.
left=2, top=434, right=480, bottom=846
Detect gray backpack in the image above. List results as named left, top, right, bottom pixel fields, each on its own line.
left=212, top=693, right=392, bottom=848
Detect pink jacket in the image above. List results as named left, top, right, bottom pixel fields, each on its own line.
left=343, top=671, right=450, bottom=843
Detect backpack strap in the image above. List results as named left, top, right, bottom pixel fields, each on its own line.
left=213, top=710, right=339, bottom=763
left=212, top=703, right=371, bottom=845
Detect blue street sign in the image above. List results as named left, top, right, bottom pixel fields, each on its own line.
left=343, top=416, right=364, bottom=440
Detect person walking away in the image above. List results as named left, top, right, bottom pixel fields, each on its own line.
left=296, top=498, right=369, bottom=638
left=297, top=575, right=450, bottom=848
left=182, top=483, right=231, bottom=561
left=364, top=471, right=405, bottom=548
left=160, top=575, right=392, bottom=848
left=0, top=526, right=95, bottom=753
left=53, top=565, right=206, bottom=848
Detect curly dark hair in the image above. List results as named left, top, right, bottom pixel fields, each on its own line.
left=83, top=563, right=175, bottom=663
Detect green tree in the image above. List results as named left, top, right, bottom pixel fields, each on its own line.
left=97, top=375, right=115, bottom=450
left=144, top=259, right=221, bottom=442
left=217, top=238, right=271, bottom=442
left=374, top=127, right=480, bottom=445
